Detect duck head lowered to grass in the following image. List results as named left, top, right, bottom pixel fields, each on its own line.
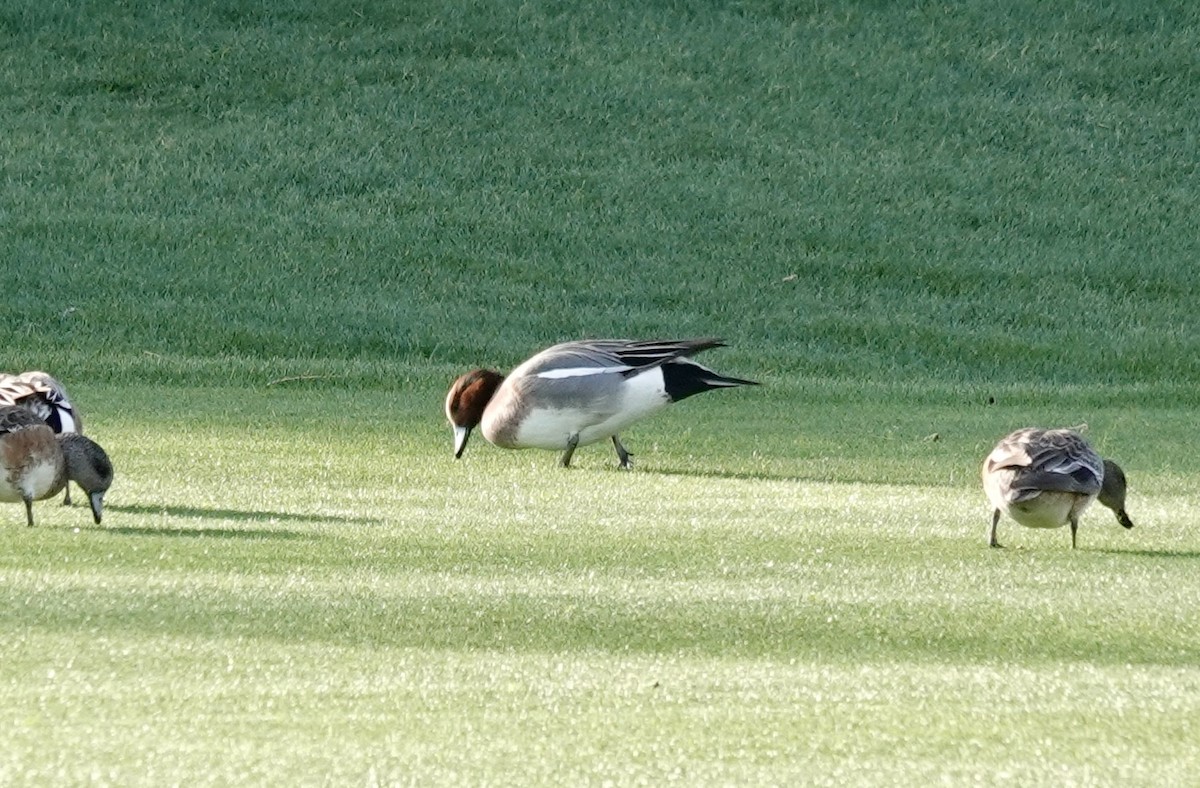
left=0, top=406, right=113, bottom=527
left=446, top=339, right=758, bottom=469
left=982, top=427, right=1133, bottom=549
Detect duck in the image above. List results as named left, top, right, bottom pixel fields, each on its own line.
left=0, top=371, right=84, bottom=504
left=0, top=371, right=81, bottom=433
left=446, top=339, right=758, bottom=468
left=0, top=406, right=113, bottom=526
left=982, top=427, right=1133, bottom=549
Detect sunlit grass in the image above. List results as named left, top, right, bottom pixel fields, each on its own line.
left=3, top=0, right=1200, bottom=783
left=2, top=387, right=1198, bottom=784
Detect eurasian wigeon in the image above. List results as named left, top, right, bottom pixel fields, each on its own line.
left=982, top=427, right=1133, bottom=549
left=446, top=339, right=758, bottom=468
left=0, top=370, right=84, bottom=504
left=0, top=406, right=113, bottom=526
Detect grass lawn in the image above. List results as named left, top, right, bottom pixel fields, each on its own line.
left=3, top=0, right=1200, bottom=784
left=2, top=385, right=1197, bottom=784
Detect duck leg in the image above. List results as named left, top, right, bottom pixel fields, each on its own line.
left=62, top=485, right=73, bottom=506
left=612, top=436, right=634, bottom=469
left=1069, top=517, right=1078, bottom=549
left=988, top=509, right=1003, bottom=548
left=24, top=497, right=35, bottom=527
left=559, top=434, right=579, bottom=468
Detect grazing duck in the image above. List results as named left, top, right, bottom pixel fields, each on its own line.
left=0, top=371, right=83, bottom=504
left=982, top=427, right=1133, bottom=549
left=0, top=406, right=113, bottom=526
left=446, top=339, right=758, bottom=468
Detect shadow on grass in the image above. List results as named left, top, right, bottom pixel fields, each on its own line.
left=98, top=525, right=313, bottom=541
left=647, top=466, right=940, bottom=489
left=9, top=588, right=1198, bottom=666
left=639, top=466, right=807, bottom=484
left=106, top=503, right=384, bottom=527
left=1094, top=548, right=1200, bottom=560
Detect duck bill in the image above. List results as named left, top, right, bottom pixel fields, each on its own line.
left=452, top=425, right=472, bottom=459
left=89, top=491, right=105, bottom=525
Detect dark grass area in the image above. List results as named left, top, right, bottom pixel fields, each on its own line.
left=3, top=0, right=1199, bottom=389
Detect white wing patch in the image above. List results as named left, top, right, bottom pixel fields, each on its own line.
left=536, top=366, right=631, bottom=380
left=56, top=410, right=77, bottom=433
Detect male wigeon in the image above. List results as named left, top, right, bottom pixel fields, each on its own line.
left=0, top=371, right=81, bottom=433
left=0, top=370, right=84, bottom=504
left=0, top=406, right=113, bottom=526
left=446, top=339, right=758, bottom=468
left=982, top=427, right=1133, bottom=549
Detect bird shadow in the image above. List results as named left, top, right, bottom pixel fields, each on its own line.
left=96, top=524, right=312, bottom=540
left=97, top=503, right=384, bottom=537
left=629, top=466, right=808, bottom=484
left=1093, top=548, right=1200, bottom=560
left=644, top=465, right=926, bottom=488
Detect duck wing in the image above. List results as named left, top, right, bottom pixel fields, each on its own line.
left=0, top=372, right=81, bottom=433
left=991, top=429, right=1103, bottom=498
left=521, top=339, right=725, bottom=377
left=598, top=339, right=727, bottom=372
left=0, top=405, right=49, bottom=437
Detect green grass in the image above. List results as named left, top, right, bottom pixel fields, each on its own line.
left=4, top=0, right=1200, bottom=386
left=3, top=0, right=1200, bottom=784
left=3, top=387, right=1198, bottom=784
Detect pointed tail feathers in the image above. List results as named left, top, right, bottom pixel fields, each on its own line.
left=661, top=359, right=758, bottom=402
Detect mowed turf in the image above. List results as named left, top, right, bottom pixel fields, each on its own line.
left=3, top=0, right=1200, bottom=784
left=2, top=385, right=1198, bottom=784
